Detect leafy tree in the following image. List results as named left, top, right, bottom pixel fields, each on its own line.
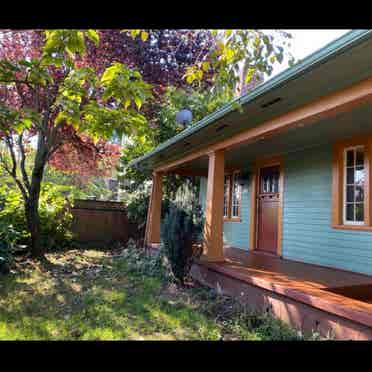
left=0, top=30, right=152, bottom=258
left=118, top=86, right=233, bottom=196
left=120, top=29, right=294, bottom=193
left=83, top=29, right=217, bottom=138
left=84, top=30, right=215, bottom=89
left=116, top=30, right=294, bottom=237
left=130, top=29, right=294, bottom=98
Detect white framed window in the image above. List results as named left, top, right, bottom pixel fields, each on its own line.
left=343, top=146, right=365, bottom=225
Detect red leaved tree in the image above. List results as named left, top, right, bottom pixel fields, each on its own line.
left=0, top=30, right=152, bottom=257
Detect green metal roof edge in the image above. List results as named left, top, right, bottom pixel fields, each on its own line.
left=131, top=29, right=372, bottom=169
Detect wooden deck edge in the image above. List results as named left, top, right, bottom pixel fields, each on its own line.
left=191, top=263, right=372, bottom=339
left=195, top=260, right=372, bottom=330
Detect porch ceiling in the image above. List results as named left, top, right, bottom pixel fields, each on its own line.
left=174, top=102, right=372, bottom=173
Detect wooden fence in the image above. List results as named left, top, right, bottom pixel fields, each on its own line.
left=71, top=199, right=140, bottom=247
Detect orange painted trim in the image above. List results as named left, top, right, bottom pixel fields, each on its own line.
left=332, top=225, right=372, bottom=232
left=249, top=168, right=258, bottom=252
left=202, top=150, right=225, bottom=262
left=332, top=143, right=343, bottom=226
left=224, top=217, right=241, bottom=223
left=368, top=136, right=372, bottom=227
left=144, top=172, right=163, bottom=245
left=250, top=155, right=284, bottom=257
left=155, top=76, right=372, bottom=174
left=172, top=168, right=208, bottom=177
left=332, top=135, right=372, bottom=230
left=198, top=259, right=372, bottom=329
left=225, top=166, right=242, bottom=174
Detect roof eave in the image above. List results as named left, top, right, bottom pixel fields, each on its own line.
left=130, top=29, right=372, bottom=170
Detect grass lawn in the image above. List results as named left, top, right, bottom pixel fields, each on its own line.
left=0, top=248, right=306, bottom=340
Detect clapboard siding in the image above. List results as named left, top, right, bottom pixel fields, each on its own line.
left=282, top=144, right=372, bottom=275
left=198, top=143, right=372, bottom=275
left=199, top=175, right=251, bottom=250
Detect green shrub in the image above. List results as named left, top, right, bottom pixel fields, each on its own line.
left=126, top=192, right=172, bottom=226
left=0, top=182, right=75, bottom=252
left=119, top=239, right=172, bottom=282
left=0, top=243, right=12, bottom=275
left=38, top=182, right=74, bottom=250
left=0, top=185, right=29, bottom=244
left=126, top=191, right=150, bottom=230
left=161, top=181, right=203, bottom=285
left=0, top=223, right=20, bottom=274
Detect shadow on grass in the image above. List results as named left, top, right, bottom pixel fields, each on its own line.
left=0, top=250, right=224, bottom=340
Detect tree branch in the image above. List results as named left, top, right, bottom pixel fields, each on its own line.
left=0, top=143, right=29, bottom=202
left=17, top=132, right=31, bottom=191
left=5, top=135, right=17, bottom=176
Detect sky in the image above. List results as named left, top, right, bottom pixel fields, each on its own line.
left=268, top=29, right=352, bottom=79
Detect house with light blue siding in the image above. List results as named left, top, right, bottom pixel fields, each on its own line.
left=132, top=30, right=372, bottom=339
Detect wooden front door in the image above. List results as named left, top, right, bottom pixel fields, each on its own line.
left=256, top=165, right=281, bottom=255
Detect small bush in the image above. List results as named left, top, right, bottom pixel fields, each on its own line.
left=119, top=239, right=172, bottom=282
left=0, top=182, right=74, bottom=252
left=126, top=190, right=172, bottom=241
left=126, top=191, right=150, bottom=230
left=161, top=181, right=203, bottom=285
left=0, top=223, right=20, bottom=274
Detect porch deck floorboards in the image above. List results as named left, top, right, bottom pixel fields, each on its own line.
left=198, top=247, right=372, bottom=327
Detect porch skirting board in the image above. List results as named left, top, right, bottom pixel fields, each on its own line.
left=190, top=263, right=372, bottom=340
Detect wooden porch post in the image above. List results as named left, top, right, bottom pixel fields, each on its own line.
left=145, top=172, right=163, bottom=246
left=202, top=149, right=225, bottom=262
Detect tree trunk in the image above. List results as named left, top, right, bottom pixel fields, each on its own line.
left=26, top=136, right=49, bottom=259
left=25, top=198, right=43, bottom=258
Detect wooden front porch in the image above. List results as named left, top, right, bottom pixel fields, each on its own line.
left=191, top=246, right=372, bottom=340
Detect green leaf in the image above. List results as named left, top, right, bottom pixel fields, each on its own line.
left=86, top=29, right=100, bottom=46
left=21, top=118, right=33, bottom=129
left=101, top=64, right=120, bottom=84
left=186, top=74, right=195, bottom=84
left=124, top=99, right=131, bottom=110
left=141, top=31, right=149, bottom=42
left=134, top=96, right=142, bottom=110
left=202, top=62, right=210, bottom=72
left=245, top=68, right=256, bottom=84
left=196, top=69, right=203, bottom=80
left=130, top=30, right=141, bottom=39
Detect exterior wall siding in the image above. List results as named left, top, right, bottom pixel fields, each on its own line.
left=199, top=173, right=251, bottom=250
left=282, top=144, right=372, bottom=276
left=198, top=143, right=372, bottom=275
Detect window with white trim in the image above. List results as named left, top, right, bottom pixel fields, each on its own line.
left=344, top=146, right=365, bottom=224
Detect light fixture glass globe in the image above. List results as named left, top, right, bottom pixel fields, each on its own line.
left=176, top=109, right=193, bottom=125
